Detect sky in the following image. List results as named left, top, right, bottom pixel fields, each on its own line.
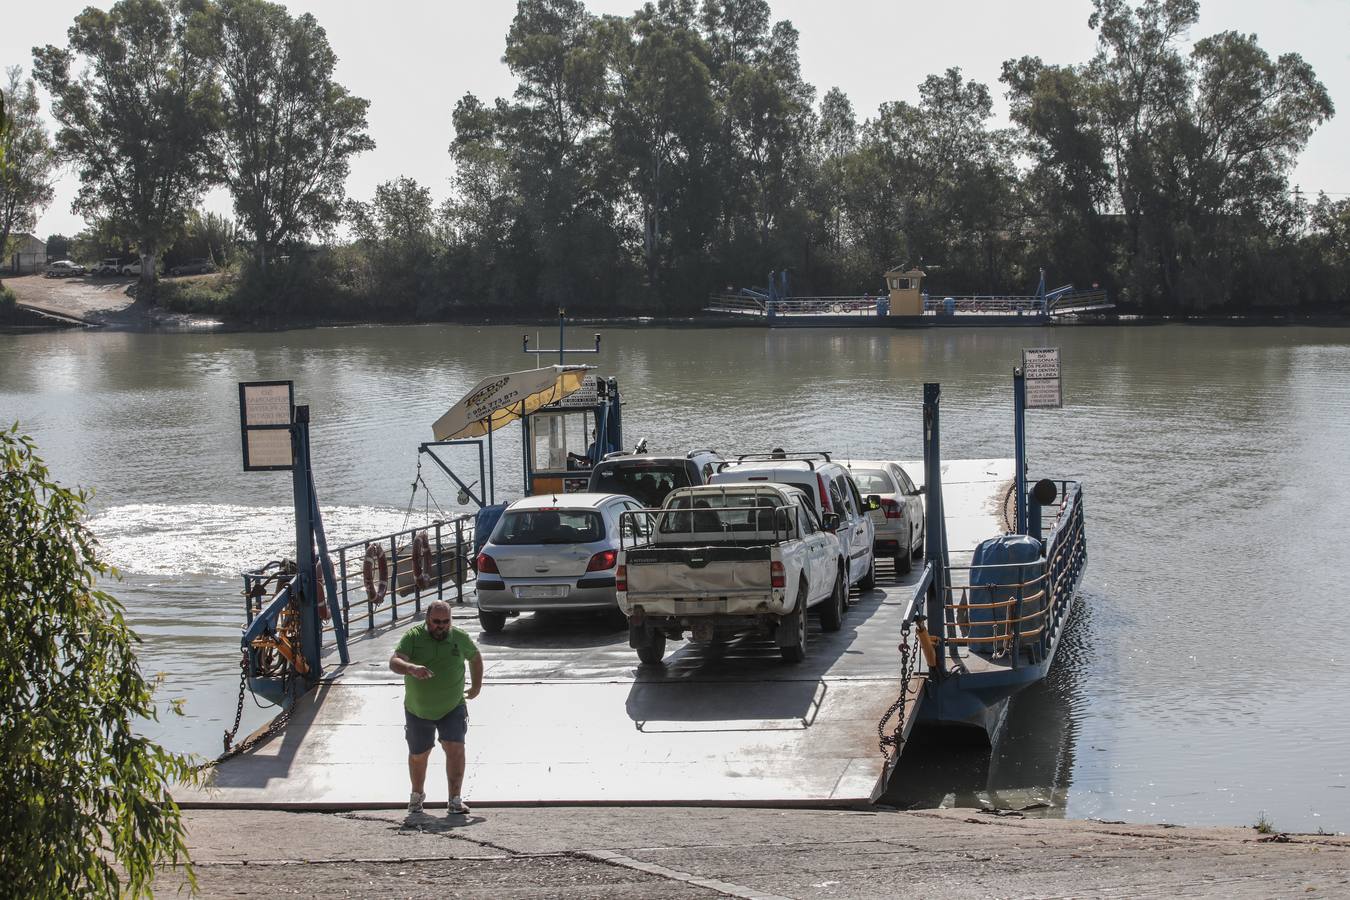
left=5, top=0, right=1348, bottom=239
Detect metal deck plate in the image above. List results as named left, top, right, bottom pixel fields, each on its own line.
left=179, top=459, right=1011, bottom=808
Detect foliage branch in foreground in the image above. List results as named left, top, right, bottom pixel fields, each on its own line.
left=0, top=425, right=195, bottom=897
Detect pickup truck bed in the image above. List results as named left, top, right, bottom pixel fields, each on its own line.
left=618, top=484, right=848, bottom=665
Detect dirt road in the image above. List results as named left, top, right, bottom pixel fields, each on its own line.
left=4, top=273, right=221, bottom=330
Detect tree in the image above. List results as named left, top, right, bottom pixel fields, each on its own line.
left=603, top=4, right=716, bottom=290
left=1083, top=0, right=1332, bottom=309
left=0, top=425, right=196, bottom=897
left=0, top=67, right=57, bottom=281
left=44, top=232, right=72, bottom=261
left=34, top=0, right=223, bottom=286
left=211, top=0, right=373, bottom=268
left=346, top=176, right=440, bottom=312
left=1001, top=56, right=1114, bottom=290
left=816, top=86, right=857, bottom=256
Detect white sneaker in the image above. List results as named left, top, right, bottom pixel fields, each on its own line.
left=408, top=791, right=425, bottom=814
left=448, top=795, right=470, bottom=815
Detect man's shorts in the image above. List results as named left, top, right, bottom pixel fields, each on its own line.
left=404, top=703, right=468, bottom=754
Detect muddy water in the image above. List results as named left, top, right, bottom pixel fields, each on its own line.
left=2, top=322, right=1347, bottom=831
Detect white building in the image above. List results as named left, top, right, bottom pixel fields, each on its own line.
left=7, top=233, right=48, bottom=273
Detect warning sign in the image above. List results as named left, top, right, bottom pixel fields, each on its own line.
left=1022, top=348, right=1062, bottom=409
left=550, top=374, right=601, bottom=408
left=239, top=380, right=295, bottom=470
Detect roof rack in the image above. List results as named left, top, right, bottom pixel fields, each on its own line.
left=734, top=450, right=831, bottom=463
left=685, top=449, right=719, bottom=459
left=717, top=451, right=833, bottom=473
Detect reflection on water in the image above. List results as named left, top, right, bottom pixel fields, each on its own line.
left=3, top=322, right=1349, bottom=831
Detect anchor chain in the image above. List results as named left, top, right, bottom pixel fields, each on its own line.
left=195, top=594, right=306, bottom=773
left=195, top=669, right=299, bottom=773
left=877, top=616, right=917, bottom=759
left=223, top=664, right=246, bottom=754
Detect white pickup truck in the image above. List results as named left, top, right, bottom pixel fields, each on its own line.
left=616, top=483, right=849, bottom=664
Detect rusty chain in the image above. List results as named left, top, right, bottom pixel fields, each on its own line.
left=194, top=595, right=304, bottom=773
left=877, top=615, right=917, bottom=759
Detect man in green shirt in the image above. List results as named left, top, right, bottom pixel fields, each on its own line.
left=389, top=600, right=482, bottom=814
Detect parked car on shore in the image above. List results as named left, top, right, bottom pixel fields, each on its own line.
left=43, top=259, right=87, bottom=278
left=90, top=258, right=125, bottom=276
left=841, top=459, right=925, bottom=573
left=168, top=258, right=216, bottom=277
left=121, top=259, right=145, bottom=276
left=474, top=493, right=647, bottom=633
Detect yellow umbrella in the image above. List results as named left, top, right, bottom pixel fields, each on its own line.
left=432, top=365, right=593, bottom=441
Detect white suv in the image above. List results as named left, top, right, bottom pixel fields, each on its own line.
left=709, top=452, right=877, bottom=592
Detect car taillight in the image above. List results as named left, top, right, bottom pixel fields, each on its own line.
left=817, top=474, right=832, bottom=513
left=881, top=499, right=903, bottom=519
left=616, top=564, right=627, bottom=592
left=586, top=549, right=617, bottom=571
left=476, top=552, right=498, bottom=574
left=770, top=560, right=785, bottom=589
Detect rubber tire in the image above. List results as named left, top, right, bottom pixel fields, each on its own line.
left=636, top=629, right=666, bottom=665
left=819, top=572, right=845, bottom=633
left=478, top=609, right=507, bottom=634
left=780, top=589, right=808, bottom=662
left=894, top=550, right=913, bottom=575
left=859, top=555, right=876, bottom=591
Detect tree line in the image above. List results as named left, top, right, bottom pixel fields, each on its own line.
left=4, top=0, right=1348, bottom=318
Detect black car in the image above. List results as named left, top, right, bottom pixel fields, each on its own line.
left=586, top=449, right=725, bottom=507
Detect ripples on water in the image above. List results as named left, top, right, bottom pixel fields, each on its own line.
left=3, top=323, right=1348, bottom=831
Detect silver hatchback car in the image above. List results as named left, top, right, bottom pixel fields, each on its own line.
left=842, top=459, right=925, bottom=573
left=474, top=493, right=646, bottom=633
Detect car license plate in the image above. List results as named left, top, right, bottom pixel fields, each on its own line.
left=673, top=599, right=725, bottom=614
left=513, top=584, right=568, bottom=599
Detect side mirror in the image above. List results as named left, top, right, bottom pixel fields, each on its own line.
left=821, top=512, right=841, bottom=531
left=865, top=494, right=882, bottom=511
left=915, top=484, right=926, bottom=495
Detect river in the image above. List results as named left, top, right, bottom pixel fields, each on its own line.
left=2, top=321, right=1347, bottom=831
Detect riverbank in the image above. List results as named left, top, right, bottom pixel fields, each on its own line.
left=160, top=806, right=1349, bottom=898
left=4, top=272, right=1346, bottom=333
left=2, top=273, right=222, bottom=331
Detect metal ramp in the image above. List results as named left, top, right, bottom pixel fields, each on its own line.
left=181, top=460, right=1012, bottom=808
left=186, top=583, right=916, bottom=807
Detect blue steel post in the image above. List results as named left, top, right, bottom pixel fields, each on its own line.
left=308, top=466, right=348, bottom=663
left=922, top=383, right=950, bottom=679
left=487, top=418, right=496, bottom=503
left=558, top=309, right=565, bottom=364
left=291, top=406, right=322, bottom=681
left=1014, top=368, right=1027, bottom=535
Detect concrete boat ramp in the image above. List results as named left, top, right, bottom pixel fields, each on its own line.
left=181, top=459, right=1013, bottom=809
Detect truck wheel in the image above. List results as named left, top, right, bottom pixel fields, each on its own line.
left=819, top=571, right=844, bottom=632
left=859, top=555, right=876, bottom=592
left=780, top=589, right=808, bottom=662
left=478, top=609, right=507, bottom=633
left=636, top=629, right=666, bottom=665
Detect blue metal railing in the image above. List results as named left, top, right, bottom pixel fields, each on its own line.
left=241, top=514, right=479, bottom=663
left=910, top=480, right=1085, bottom=668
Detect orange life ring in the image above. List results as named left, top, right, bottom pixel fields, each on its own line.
left=314, top=559, right=331, bottom=622
left=363, top=542, right=390, bottom=605
left=411, top=531, right=434, bottom=590
left=273, top=561, right=330, bottom=621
